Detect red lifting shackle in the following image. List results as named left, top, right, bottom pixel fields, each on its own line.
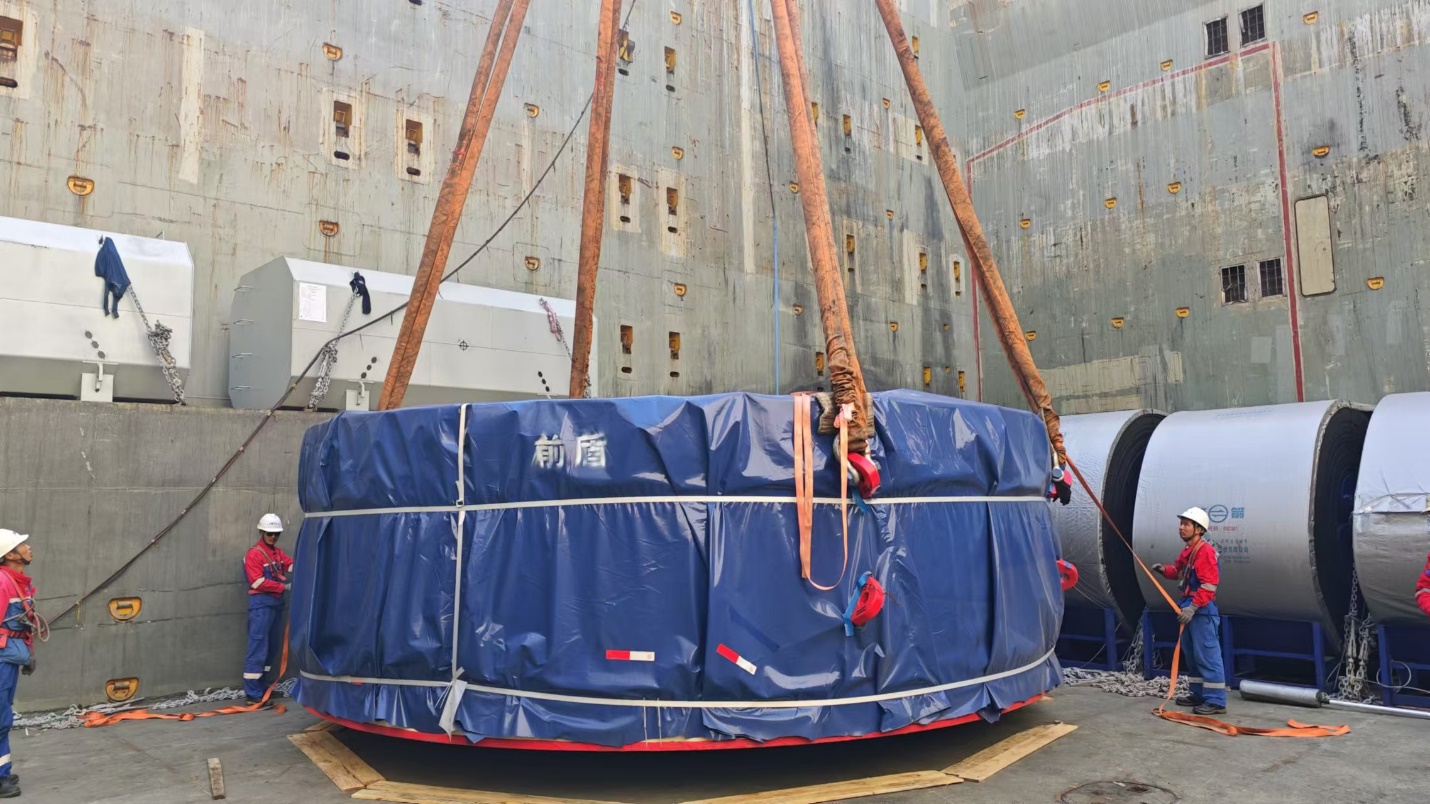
left=845, top=452, right=881, bottom=498
left=1057, top=559, right=1079, bottom=591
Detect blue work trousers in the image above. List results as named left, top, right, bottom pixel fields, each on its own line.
left=244, top=597, right=285, bottom=699
left=0, top=660, right=17, bottom=777
left=1179, top=611, right=1227, bottom=707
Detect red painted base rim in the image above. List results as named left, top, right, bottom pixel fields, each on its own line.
left=304, top=692, right=1047, bottom=752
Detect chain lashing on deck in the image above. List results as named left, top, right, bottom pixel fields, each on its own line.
left=1062, top=628, right=1191, bottom=699
left=1334, top=568, right=1378, bottom=704
left=307, top=291, right=360, bottom=410
left=128, top=285, right=186, bottom=405
left=540, top=298, right=589, bottom=398
left=14, top=678, right=297, bottom=731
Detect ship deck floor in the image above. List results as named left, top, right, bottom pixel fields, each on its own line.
left=10, top=684, right=1421, bottom=803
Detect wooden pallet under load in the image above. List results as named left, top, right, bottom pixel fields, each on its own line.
left=290, top=710, right=1078, bottom=804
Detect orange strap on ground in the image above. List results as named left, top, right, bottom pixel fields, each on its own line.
left=1062, top=456, right=1347, bottom=738
left=82, top=620, right=291, bottom=727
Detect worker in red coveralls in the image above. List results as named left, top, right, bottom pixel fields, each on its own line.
left=0, top=529, right=38, bottom=799
left=1417, top=550, right=1430, bottom=618
left=243, top=514, right=293, bottom=703
left=1150, top=507, right=1226, bottom=716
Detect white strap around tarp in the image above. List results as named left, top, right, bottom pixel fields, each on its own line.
left=299, top=646, right=1055, bottom=710
left=438, top=676, right=469, bottom=735
left=304, top=494, right=1048, bottom=520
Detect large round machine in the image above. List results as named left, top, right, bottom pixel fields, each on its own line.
left=1353, top=392, right=1430, bottom=626
left=290, top=391, right=1064, bottom=750
left=1053, top=410, right=1163, bottom=627
left=1133, top=400, right=1369, bottom=642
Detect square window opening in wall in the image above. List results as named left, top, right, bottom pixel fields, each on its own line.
left=0, top=16, right=21, bottom=63
left=1206, top=17, right=1230, bottom=57
left=618, top=173, right=633, bottom=223
left=1259, top=258, right=1285, bottom=297
left=405, top=119, right=423, bottom=156
left=333, top=101, right=352, bottom=139
left=1240, top=5, right=1266, bottom=45
left=617, top=30, right=634, bottom=75
left=1221, top=264, right=1247, bottom=304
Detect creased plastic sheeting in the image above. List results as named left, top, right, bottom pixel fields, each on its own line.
left=1354, top=392, right=1430, bottom=625
left=294, top=390, right=1063, bottom=748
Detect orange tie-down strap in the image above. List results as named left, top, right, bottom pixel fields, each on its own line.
left=1061, top=457, right=1348, bottom=739
left=82, top=621, right=291, bottom=727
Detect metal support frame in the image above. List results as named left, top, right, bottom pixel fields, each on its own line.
left=1376, top=624, right=1430, bottom=708
left=1056, top=607, right=1128, bottom=672
left=1141, top=611, right=1336, bottom=691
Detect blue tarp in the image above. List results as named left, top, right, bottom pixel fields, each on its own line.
left=292, top=390, right=1064, bottom=747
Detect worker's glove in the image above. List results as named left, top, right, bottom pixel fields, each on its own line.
left=1151, top=563, right=1165, bottom=575
left=1177, top=605, right=1197, bottom=625
left=284, top=583, right=292, bottom=593
left=21, top=657, right=35, bottom=676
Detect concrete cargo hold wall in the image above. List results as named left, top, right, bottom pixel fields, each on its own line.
left=960, top=0, right=1430, bottom=412
left=0, top=399, right=329, bottom=710
left=0, top=0, right=976, bottom=405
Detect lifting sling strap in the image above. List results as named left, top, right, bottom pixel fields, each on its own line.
left=793, top=394, right=850, bottom=591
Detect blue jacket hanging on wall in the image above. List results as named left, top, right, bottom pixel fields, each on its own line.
left=95, top=237, right=131, bottom=318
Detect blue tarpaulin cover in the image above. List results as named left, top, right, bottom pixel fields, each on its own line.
left=292, top=390, right=1064, bottom=747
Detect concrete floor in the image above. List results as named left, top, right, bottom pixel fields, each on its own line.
left=9, top=685, right=1424, bottom=803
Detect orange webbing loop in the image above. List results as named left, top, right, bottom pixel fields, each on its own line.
left=793, top=395, right=849, bottom=591
left=83, top=619, right=291, bottom=727
left=1062, top=456, right=1347, bottom=738
left=806, top=404, right=852, bottom=592
left=794, top=394, right=815, bottom=580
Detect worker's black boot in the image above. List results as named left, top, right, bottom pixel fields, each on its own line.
left=1193, top=703, right=1227, bottom=716
left=1174, top=695, right=1203, bottom=707
left=0, top=773, right=21, bottom=798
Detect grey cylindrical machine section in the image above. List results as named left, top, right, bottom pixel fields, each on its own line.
left=1053, top=410, right=1164, bottom=626
left=1133, top=401, right=1370, bottom=641
left=1353, top=391, right=1430, bottom=626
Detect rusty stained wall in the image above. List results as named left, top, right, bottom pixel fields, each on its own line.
left=0, top=0, right=977, bottom=406
left=959, top=0, right=1430, bottom=413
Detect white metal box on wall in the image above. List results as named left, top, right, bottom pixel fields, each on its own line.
left=227, top=258, right=588, bottom=410
left=0, top=215, right=194, bottom=402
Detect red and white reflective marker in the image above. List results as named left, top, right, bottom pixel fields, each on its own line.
left=716, top=643, right=757, bottom=675
left=605, top=650, right=655, bottom=662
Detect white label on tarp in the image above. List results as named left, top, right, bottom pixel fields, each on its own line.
left=298, top=283, right=327, bottom=323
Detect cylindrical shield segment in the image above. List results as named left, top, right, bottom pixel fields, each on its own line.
left=1353, top=392, right=1430, bottom=626
left=1054, top=410, right=1163, bottom=626
left=1133, top=401, right=1369, bottom=642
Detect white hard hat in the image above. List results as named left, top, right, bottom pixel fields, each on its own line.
left=257, top=513, right=284, bottom=533
left=1178, top=507, right=1211, bottom=532
left=0, top=529, right=28, bottom=557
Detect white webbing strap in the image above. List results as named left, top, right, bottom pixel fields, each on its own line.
left=438, top=675, right=469, bottom=735
left=299, top=646, right=1056, bottom=710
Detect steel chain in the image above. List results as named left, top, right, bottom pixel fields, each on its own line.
left=14, top=678, right=297, bottom=731
left=1062, top=628, right=1191, bottom=698
left=1333, top=568, right=1378, bottom=703
left=539, top=298, right=590, bottom=398
left=307, top=291, right=360, bottom=410
left=127, top=285, right=187, bottom=405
